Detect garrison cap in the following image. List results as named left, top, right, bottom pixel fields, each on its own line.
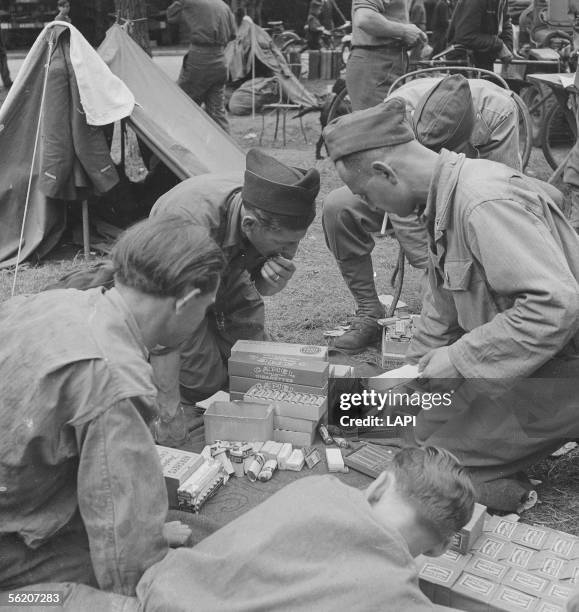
left=413, top=74, right=476, bottom=152
left=242, top=149, right=320, bottom=217
left=323, top=98, right=415, bottom=162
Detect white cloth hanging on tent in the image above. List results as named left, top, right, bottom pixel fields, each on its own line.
left=5, top=22, right=135, bottom=126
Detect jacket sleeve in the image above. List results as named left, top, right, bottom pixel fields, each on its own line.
left=447, top=199, right=579, bottom=379
left=448, top=0, right=504, bottom=54
left=500, top=1, right=514, bottom=50
left=167, top=1, right=183, bottom=23
left=406, top=268, right=464, bottom=363
left=76, top=398, right=169, bottom=596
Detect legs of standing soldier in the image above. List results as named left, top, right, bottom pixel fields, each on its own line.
left=177, top=46, right=230, bottom=133
left=345, top=47, right=408, bottom=111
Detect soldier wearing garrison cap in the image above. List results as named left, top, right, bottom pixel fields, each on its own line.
left=322, top=74, right=522, bottom=354
left=149, top=149, right=320, bottom=442
left=324, top=97, right=579, bottom=512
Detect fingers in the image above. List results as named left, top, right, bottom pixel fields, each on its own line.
left=261, top=256, right=296, bottom=286
left=417, top=351, right=433, bottom=377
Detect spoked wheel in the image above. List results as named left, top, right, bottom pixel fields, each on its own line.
left=541, top=101, right=576, bottom=172
left=512, top=92, right=532, bottom=170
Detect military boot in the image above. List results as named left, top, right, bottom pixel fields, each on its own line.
left=333, top=255, right=385, bottom=354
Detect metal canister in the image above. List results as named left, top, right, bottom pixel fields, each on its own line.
left=258, top=459, right=278, bottom=482
left=246, top=453, right=266, bottom=482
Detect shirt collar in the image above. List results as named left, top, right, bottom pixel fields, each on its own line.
left=221, top=190, right=247, bottom=252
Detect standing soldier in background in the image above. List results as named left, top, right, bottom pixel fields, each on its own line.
left=0, top=26, right=12, bottom=91
left=168, top=0, right=236, bottom=133
left=346, top=0, right=427, bottom=111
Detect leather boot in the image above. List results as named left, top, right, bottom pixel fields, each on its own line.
left=333, top=255, right=385, bottom=354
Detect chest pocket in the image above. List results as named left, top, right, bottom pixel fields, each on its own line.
left=442, top=260, right=472, bottom=291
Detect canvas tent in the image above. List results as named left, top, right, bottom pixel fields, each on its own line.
left=0, top=23, right=245, bottom=269
left=225, top=17, right=319, bottom=109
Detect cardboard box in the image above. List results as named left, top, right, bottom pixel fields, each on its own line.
left=156, top=446, right=205, bottom=507
left=274, top=415, right=317, bottom=433
left=503, top=568, right=550, bottom=598
left=229, top=354, right=329, bottom=386
left=489, top=585, right=539, bottom=611
left=230, top=340, right=328, bottom=361
left=273, top=428, right=316, bottom=447
left=512, top=524, right=552, bottom=551
left=484, top=515, right=519, bottom=540
left=465, top=557, right=510, bottom=582
left=245, top=388, right=327, bottom=422
left=203, top=400, right=274, bottom=444
left=450, top=502, right=487, bottom=554
left=229, top=376, right=327, bottom=396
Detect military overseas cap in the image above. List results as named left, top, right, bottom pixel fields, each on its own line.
left=413, top=74, right=476, bottom=153
left=242, top=149, right=320, bottom=217
left=323, top=98, right=415, bottom=162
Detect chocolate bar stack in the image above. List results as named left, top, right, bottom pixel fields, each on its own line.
left=228, top=340, right=329, bottom=447
left=417, top=513, right=579, bottom=612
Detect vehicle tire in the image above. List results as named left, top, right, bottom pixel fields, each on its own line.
left=520, top=84, right=555, bottom=147
left=326, top=84, right=352, bottom=124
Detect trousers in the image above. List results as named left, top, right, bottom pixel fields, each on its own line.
left=322, top=186, right=430, bottom=270
left=178, top=45, right=229, bottom=133
left=345, top=46, right=408, bottom=111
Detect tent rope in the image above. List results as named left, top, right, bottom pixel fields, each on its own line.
left=11, top=30, right=56, bottom=297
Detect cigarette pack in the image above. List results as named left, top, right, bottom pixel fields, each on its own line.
left=484, top=515, right=519, bottom=540
left=465, top=557, right=510, bottom=582
left=231, top=340, right=328, bottom=361
left=244, top=386, right=327, bottom=421
left=489, top=585, right=539, bottom=611
left=229, top=376, right=328, bottom=397
left=329, top=363, right=354, bottom=377
left=285, top=448, right=305, bottom=471
left=544, top=532, right=579, bottom=559
left=260, top=440, right=283, bottom=461
left=502, top=568, right=550, bottom=598
left=512, top=524, right=552, bottom=551
left=177, top=459, right=225, bottom=513
left=543, top=582, right=573, bottom=605
left=303, top=446, right=322, bottom=469
left=229, top=354, right=329, bottom=386
left=156, top=446, right=205, bottom=508
left=452, top=573, right=499, bottom=610
left=277, top=443, right=293, bottom=469
left=450, top=503, right=487, bottom=554
left=528, top=553, right=568, bottom=581
left=325, top=447, right=345, bottom=472
left=274, top=428, right=316, bottom=447
left=274, top=415, right=318, bottom=434
left=537, top=602, right=565, bottom=612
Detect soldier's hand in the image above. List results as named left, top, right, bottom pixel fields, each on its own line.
left=260, top=255, right=296, bottom=292
left=498, top=42, right=514, bottom=63
left=163, top=521, right=192, bottom=547
left=417, top=347, right=461, bottom=387
left=401, top=24, right=428, bottom=48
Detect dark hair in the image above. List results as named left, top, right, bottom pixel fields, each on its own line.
left=112, top=215, right=226, bottom=298
left=242, top=201, right=316, bottom=232
left=371, top=446, right=475, bottom=541
left=57, top=0, right=69, bottom=7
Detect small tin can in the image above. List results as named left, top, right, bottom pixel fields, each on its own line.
left=318, top=423, right=334, bottom=445
left=246, top=453, right=266, bottom=482
left=258, top=459, right=278, bottom=482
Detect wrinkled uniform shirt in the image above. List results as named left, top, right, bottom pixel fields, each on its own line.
left=351, top=0, right=410, bottom=46
left=137, top=476, right=436, bottom=611
left=0, top=287, right=169, bottom=595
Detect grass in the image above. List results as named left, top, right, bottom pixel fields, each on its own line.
left=1, top=85, right=578, bottom=534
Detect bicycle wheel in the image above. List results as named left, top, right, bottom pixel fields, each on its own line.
left=275, top=31, right=302, bottom=50
left=520, top=84, right=555, bottom=147
left=541, top=102, right=576, bottom=172
left=512, top=92, right=532, bottom=171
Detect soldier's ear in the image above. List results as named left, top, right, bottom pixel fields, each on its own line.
left=371, top=161, right=398, bottom=185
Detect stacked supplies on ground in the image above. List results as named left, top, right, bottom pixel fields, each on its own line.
left=228, top=340, right=330, bottom=446
left=417, top=513, right=579, bottom=611
left=156, top=445, right=228, bottom=513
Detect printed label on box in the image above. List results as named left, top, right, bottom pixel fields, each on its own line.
left=475, top=537, right=508, bottom=560
left=453, top=573, right=497, bottom=597
left=512, top=524, right=551, bottom=550
left=419, top=562, right=456, bottom=585
left=544, top=582, right=572, bottom=602
left=466, top=557, right=509, bottom=581
left=491, top=586, right=538, bottom=611
left=503, top=545, right=535, bottom=569
left=504, top=568, right=549, bottom=596
left=484, top=515, right=518, bottom=539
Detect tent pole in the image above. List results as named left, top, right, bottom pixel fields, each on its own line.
left=11, top=31, right=56, bottom=297
left=251, top=20, right=256, bottom=119
left=82, top=200, right=90, bottom=261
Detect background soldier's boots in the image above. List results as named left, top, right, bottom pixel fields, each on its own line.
left=333, top=255, right=385, bottom=354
